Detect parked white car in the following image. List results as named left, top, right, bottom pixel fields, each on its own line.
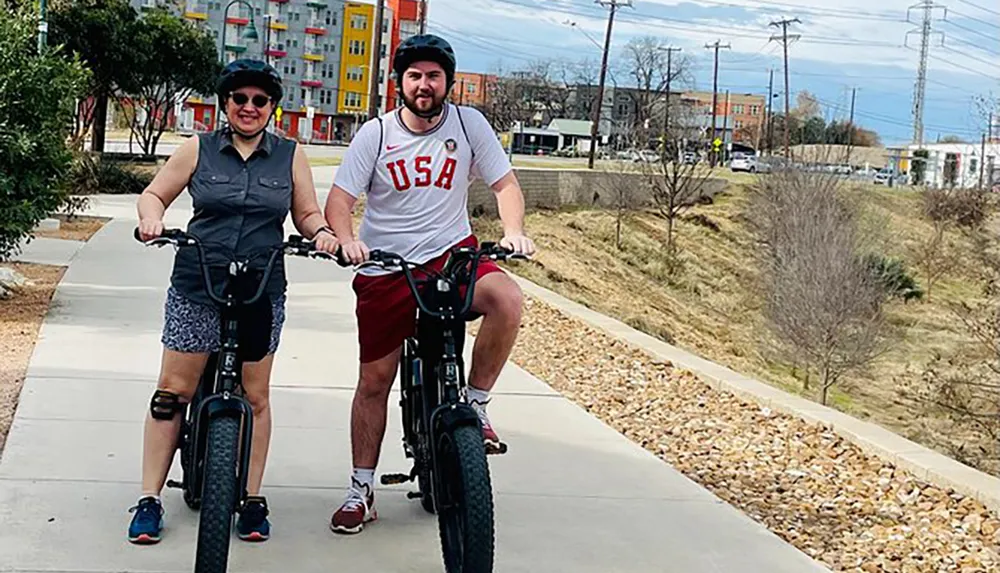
left=730, top=154, right=760, bottom=173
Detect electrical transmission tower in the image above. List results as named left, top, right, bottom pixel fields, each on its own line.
left=906, top=0, right=947, bottom=148
left=769, top=17, right=800, bottom=160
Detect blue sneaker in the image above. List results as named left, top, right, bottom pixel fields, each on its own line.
left=236, top=496, right=270, bottom=542
left=127, top=496, right=164, bottom=544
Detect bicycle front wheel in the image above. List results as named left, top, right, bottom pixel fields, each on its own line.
left=436, top=424, right=495, bottom=573
left=194, top=414, right=240, bottom=573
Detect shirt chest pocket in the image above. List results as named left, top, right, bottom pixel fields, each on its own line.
left=190, top=173, right=244, bottom=211
left=252, top=175, right=292, bottom=213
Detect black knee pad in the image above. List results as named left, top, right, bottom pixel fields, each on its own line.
left=150, top=389, right=184, bottom=420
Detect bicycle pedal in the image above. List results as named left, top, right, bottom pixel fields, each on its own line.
left=406, top=491, right=423, bottom=499
left=485, top=442, right=508, bottom=456
left=380, top=472, right=413, bottom=485
left=166, top=479, right=184, bottom=489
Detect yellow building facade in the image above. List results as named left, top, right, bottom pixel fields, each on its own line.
left=338, top=2, right=372, bottom=114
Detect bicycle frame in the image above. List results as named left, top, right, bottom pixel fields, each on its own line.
left=137, top=228, right=343, bottom=506
left=368, top=243, right=525, bottom=500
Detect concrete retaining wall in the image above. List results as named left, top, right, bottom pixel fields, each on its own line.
left=468, top=168, right=728, bottom=217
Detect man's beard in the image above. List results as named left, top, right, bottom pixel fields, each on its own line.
left=402, top=88, right=446, bottom=120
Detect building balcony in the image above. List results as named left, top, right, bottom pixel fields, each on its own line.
left=306, top=0, right=326, bottom=8
left=304, top=26, right=327, bottom=35
left=268, top=21, right=288, bottom=30
left=184, top=10, right=208, bottom=19
left=303, top=52, right=324, bottom=62
left=301, top=78, right=323, bottom=88
left=225, top=44, right=248, bottom=53
left=225, top=16, right=249, bottom=25
left=265, top=48, right=287, bottom=58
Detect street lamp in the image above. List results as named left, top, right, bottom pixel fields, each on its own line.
left=215, top=0, right=259, bottom=128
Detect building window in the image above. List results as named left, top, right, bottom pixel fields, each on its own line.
left=350, top=14, right=367, bottom=29
left=345, top=92, right=362, bottom=108
left=735, top=120, right=743, bottom=128
left=733, top=104, right=744, bottom=114
left=347, top=66, right=364, bottom=82
left=349, top=39, right=365, bottom=55
left=750, top=105, right=760, bottom=115
left=467, top=83, right=476, bottom=94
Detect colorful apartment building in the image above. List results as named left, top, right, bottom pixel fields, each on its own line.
left=385, top=0, right=422, bottom=109
left=449, top=72, right=495, bottom=107
left=129, top=0, right=409, bottom=142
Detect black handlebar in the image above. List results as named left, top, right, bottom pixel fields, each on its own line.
left=134, top=227, right=350, bottom=306
left=359, top=243, right=529, bottom=320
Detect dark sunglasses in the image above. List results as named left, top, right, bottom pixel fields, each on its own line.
left=230, top=92, right=271, bottom=108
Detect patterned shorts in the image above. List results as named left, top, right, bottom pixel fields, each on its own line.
left=161, top=286, right=287, bottom=357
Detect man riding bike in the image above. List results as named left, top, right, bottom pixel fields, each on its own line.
left=324, top=33, right=535, bottom=534
left=128, top=58, right=338, bottom=544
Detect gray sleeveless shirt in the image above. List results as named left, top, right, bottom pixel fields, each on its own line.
left=169, top=128, right=296, bottom=307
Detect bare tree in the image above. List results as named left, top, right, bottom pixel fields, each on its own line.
left=615, top=35, right=692, bottom=147
left=745, top=168, right=892, bottom=405
left=597, top=159, right=640, bottom=250
left=915, top=229, right=1000, bottom=474
left=626, top=125, right=715, bottom=263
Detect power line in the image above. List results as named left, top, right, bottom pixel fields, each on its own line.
left=948, top=8, right=1000, bottom=29
left=705, top=40, right=731, bottom=165
left=589, top=0, right=632, bottom=169
left=957, top=0, right=1000, bottom=17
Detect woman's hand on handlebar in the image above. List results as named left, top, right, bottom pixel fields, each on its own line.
left=312, top=229, right=340, bottom=256
left=340, top=239, right=370, bottom=265
left=137, top=218, right=164, bottom=242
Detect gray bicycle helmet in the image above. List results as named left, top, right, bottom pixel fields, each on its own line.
left=216, top=58, right=284, bottom=103
left=392, top=34, right=456, bottom=90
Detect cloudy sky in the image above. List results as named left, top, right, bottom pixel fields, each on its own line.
left=424, top=0, right=999, bottom=146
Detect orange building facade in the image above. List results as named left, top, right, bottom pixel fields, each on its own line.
left=449, top=72, right=495, bottom=107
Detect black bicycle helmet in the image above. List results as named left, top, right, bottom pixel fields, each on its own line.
left=392, top=34, right=456, bottom=90
left=215, top=58, right=284, bottom=103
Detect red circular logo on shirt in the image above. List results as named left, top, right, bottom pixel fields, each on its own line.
left=445, top=138, right=457, bottom=153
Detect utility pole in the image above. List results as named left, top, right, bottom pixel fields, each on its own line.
left=588, top=0, right=632, bottom=170
left=980, top=132, right=988, bottom=189
left=846, top=87, right=857, bottom=165
left=419, top=0, right=427, bottom=34
left=368, top=0, right=385, bottom=119
left=765, top=68, right=774, bottom=156
left=905, top=0, right=946, bottom=148
left=705, top=40, right=730, bottom=167
left=660, top=46, right=682, bottom=159
left=769, top=17, right=800, bottom=160
left=721, top=90, right=730, bottom=164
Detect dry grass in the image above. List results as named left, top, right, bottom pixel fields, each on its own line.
left=472, top=182, right=995, bottom=471
left=0, top=263, right=65, bottom=453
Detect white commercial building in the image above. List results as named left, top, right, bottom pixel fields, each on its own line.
left=905, top=141, right=1000, bottom=190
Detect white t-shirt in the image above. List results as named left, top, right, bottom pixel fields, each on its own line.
left=333, top=103, right=512, bottom=273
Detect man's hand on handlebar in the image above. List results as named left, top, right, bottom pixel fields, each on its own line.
left=340, top=239, right=370, bottom=265
left=499, top=233, right=536, bottom=257
left=137, top=218, right=165, bottom=242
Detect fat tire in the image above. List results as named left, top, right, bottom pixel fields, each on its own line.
left=437, top=424, right=495, bottom=573
left=419, top=466, right=436, bottom=514
left=194, top=414, right=240, bottom=573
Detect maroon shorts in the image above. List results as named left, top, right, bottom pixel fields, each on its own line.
left=352, top=235, right=503, bottom=364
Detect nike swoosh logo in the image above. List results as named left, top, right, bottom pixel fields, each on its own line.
left=386, top=144, right=401, bottom=151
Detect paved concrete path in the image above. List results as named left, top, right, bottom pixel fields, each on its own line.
left=0, top=203, right=830, bottom=572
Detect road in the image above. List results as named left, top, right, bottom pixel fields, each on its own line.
left=0, top=193, right=831, bottom=572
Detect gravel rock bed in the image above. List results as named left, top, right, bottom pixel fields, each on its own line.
left=473, top=295, right=1000, bottom=572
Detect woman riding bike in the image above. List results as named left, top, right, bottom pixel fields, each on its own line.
left=127, top=59, right=339, bottom=544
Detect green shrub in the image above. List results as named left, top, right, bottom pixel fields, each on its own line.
left=0, top=7, right=90, bottom=260
left=69, top=152, right=154, bottom=195
left=864, top=253, right=924, bottom=302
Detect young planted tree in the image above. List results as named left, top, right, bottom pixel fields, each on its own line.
left=117, top=8, right=219, bottom=158
left=48, top=0, right=140, bottom=152
left=746, top=168, right=891, bottom=405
